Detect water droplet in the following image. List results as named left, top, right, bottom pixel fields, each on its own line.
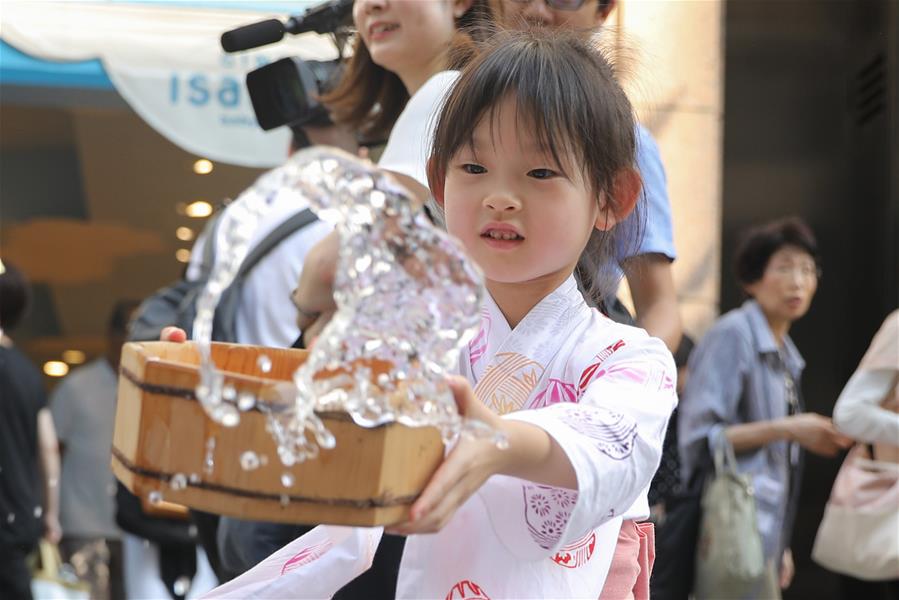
left=215, top=404, right=240, bottom=427
left=281, top=473, right=295, bottom=488
left=259, top=454, right=269, bottom=466
left=237, top=392, right=256, bottom=411
left=257, top=355, right=272, bottom=373
left=222, top=384, right=237, bottom=401
left=189, top=473, right=201, bottom=484
left=278, top=447, right=296, bottom=467
left=173, top=576, right=192, bottom=596
left=188, top=525, right=198, bottom=538
left=280, top=494, right=290, bottom=507
left=6, top=512, right=15, bottom=523
left=170, top=473, right=188, bottom=491
left=33, top=506, right=42, bottom=518
left=240, top=451, right=260, bottom=471
left=148, top=491, right=163, bottom=505
left=204, top=437, right=216, bottom=475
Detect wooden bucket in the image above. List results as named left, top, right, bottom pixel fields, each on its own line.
left=112, top=341, right=444, bottom=527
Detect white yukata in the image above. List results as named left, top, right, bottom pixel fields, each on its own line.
left=203, top=275, right=677, bottom=599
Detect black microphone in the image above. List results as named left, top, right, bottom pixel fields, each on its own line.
left=221, top=19, right=285, bottom=53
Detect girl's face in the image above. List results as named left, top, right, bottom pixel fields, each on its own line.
left=438, top=97, right=611, bottom=292
left=745, top=245, right=819, bottom=326
left=354, top=0, right=466, bottom=89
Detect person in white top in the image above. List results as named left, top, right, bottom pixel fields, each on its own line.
left=830, top=310, right=899, bottom=597
left=833, top=310, right=899, bottom=459
left=185, top=129, right=335, bottom=350
left=293, top=0, right=485, bottom=349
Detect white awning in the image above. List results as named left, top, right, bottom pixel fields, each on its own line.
left=0, top=1, right=341, bottom=167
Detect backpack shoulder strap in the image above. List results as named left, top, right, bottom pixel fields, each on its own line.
left=197, top=209, right=225, bottom=278
left=235, top=208, right=319, bottom=279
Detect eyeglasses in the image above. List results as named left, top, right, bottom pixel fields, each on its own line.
left=508, top=0, right=592, bottom=12
left=768, top=263, right=822, bottom=281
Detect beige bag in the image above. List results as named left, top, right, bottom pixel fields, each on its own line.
left=693, top=438, right=767, bottom=599
left=812, top=445, right=899, bottom=580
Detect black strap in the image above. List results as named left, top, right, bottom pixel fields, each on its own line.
left=198, top=210, right=225, bottom=278
left=234, top=208, right=319, bottom=281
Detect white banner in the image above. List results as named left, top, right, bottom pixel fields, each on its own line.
left=0, top=1, right=340, bottom=167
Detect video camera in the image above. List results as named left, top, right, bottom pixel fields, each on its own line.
left=221, top=0, right=353, bottom=132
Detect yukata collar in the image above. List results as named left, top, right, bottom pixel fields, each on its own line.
left=484, top=274, right=586, bottom=331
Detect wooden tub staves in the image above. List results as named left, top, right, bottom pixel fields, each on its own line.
left=112, top=341, right=444, bottom=527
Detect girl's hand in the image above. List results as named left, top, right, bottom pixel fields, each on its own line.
left=160, top=326, right=187, bottom=343
left=386, top=377, right=507, bottom=535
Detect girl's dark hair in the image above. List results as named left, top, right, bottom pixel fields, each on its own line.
left=428, top=28, right=643, bottom=302
left=734, top=217, right=820, bottom=286
left=0, top=261, right=32, bottom=333
left=321, top=0, right=488, bottom=144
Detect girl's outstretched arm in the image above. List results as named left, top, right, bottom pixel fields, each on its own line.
left=387, top=377, right=576, bottom=535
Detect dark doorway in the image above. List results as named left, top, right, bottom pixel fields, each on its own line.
left=721, top=1, right=897, bottom=598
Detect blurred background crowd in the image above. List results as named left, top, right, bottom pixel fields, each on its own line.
left=0, top=0, right=896, bottom=599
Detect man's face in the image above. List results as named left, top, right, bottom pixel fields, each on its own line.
left=496, top=0, right=608, bottom=31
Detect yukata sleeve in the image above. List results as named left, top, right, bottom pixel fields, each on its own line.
left=833, top=310, right=899, bottom=445
left=677, top=319, right=753, bottom=488
left=475, top=337, right=677, bottom=560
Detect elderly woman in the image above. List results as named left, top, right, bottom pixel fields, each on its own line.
left=679, top=217, right=851, bottom=598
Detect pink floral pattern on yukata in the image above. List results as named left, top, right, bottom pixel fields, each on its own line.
left=445, top=580, right=491, bottom=600
left=468, top=308, right=492, bottom=368
left=577, top=339, right=626, bottom=398
left=523, top=484, right=579, bottom=549
left=557, top=404, right=637, bottom=460
left=279, top=540, right=333, bottom=575
left=551, top=531, right=597, bottom=569
left=528, top=378, right=577, bottom=409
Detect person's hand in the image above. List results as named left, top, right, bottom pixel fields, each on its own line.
left=293, top=231, right=340, bottom=347
left=785, top=413, right=852, bottom=457
left=43, top=511, right=62, bottom=544
left=780, top=547, right=794, bottom=589
left=385, top=377, right=506, bottom=535
left=160, top=326, right=187, bottom=343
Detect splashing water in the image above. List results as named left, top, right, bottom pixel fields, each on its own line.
left=269, top=148, right=492, bottom=463
left=203, top=437, right=216, bottom=475
left=240, top=451, right=261, bottom=471
left=189, top=147, right=496, bottom=469
left=191, top=165, right=308, bottom=423
left=170, top=473, right=188, bottom=491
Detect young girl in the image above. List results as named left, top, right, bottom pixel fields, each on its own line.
left=209, top=29, right=676, bottom=599
left=391, top=28, right=675, bottom=599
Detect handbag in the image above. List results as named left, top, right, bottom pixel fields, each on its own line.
left=693, top=437, right=766, bottom=599
left=30, top=540, right=90, bottom=600
left=812, top=444, right=899, bottom=580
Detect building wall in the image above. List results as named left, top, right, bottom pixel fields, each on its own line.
left=618, top=0, right=726, bottom=341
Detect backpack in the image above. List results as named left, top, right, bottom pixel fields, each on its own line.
left=128, top=207, right=319, bottom=343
